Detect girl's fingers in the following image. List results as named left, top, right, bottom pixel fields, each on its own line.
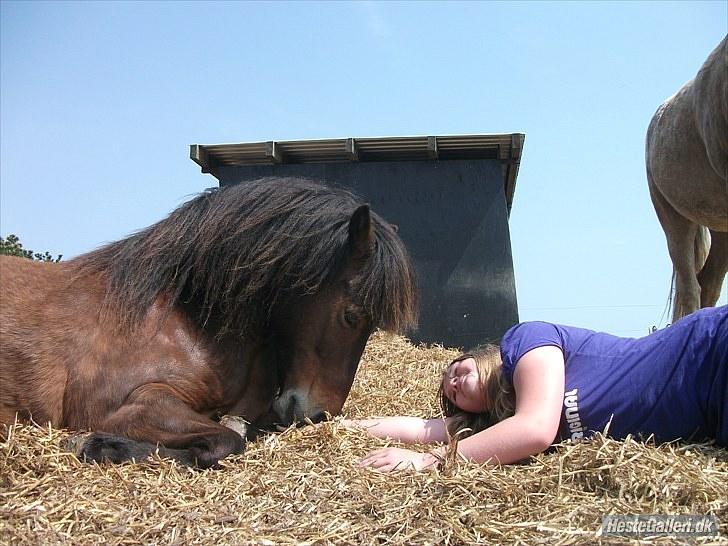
left=358, top=447, right=434, bottom=473
left=360, top=448, right=385, bottom=460
left=361, top=458, right=391, bottom=471
left=359, top=449, right=390, bottom=468
left=359, top=449, right=412, bottom=472
left=359, top=455, right=386, bottom=468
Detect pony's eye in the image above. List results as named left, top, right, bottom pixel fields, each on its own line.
left=343, top=308, right=360, bottom=328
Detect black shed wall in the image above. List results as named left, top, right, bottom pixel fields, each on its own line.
left=216, top=158, right=518, bottom=350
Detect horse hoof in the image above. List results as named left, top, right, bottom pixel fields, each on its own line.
left=219, top=415, right=249, bottom=439
left=62, top=432, right=94, bottom=455
left=68, top=432, right=146, bottom=464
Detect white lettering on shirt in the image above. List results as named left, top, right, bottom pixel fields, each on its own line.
left=563, top=388, right=584, bottom=440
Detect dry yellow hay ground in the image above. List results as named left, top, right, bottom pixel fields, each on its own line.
left=1, top=332, right=726, bottom=545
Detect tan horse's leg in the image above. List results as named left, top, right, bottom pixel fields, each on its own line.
left=649, top=179, right=702, bottom=321
left=72, top=384, right=245, bottom=468
left=699, top=230, right=728, bottom=307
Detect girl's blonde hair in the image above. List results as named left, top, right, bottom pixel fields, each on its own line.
left=438, top=344, right=516, bottom=439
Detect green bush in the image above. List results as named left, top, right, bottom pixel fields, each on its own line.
left=0, top=234, right=62, bottom=262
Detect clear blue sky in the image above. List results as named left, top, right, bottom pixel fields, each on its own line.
left=1, top=1, right=726, bottom=338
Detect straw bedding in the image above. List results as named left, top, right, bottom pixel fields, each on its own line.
left=1, top=331, right=726, bottom=545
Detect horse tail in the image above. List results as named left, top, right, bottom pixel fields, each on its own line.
left=666, top=270, right=675, bottom=323
left=669, top=225, right=710, bottom=321
left=648, top=142, right=676, bottom=326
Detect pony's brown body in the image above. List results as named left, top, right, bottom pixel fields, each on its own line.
left=0, top=177, right=417, bottom=467
left=647, top=36, right=728, bottom=320
left=2, top=258, right=273, bottom=438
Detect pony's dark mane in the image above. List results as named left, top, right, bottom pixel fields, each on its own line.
left=71, top=177, right=417, bottom=337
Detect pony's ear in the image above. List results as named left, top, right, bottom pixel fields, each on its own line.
left=347, top=205, right=374, bottom=262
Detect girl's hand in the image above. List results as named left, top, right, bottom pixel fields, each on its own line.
left=338, top=419, right=361, bottom=430
left=358, top=447, right=439, bottom=473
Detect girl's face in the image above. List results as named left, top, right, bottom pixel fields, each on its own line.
left=442, top=357, right=487, bottom=413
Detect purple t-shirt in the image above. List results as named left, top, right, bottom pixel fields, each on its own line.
left=500, top=306, right=728, bottom=445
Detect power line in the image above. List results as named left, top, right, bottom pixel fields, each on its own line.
left=520, top=304, right=663, bottom=311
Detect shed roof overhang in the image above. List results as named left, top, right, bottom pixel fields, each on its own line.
left=190, top=133, right=524, bottom=212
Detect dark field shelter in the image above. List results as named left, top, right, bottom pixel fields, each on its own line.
left=191, top=134, right=524, bottom=349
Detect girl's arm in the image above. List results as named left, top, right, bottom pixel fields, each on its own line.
left=342, top=416, right=449, bottom=444
left=360, top=346, right=565, bottom=471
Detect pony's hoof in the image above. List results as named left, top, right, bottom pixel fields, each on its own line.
left=219, top=415, right=249, bottom=439
left=68, top=432, right=143, bottom=464
left=62, top=432, right=93, bottom=455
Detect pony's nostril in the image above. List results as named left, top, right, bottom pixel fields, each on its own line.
left=273, top=390, right=330, bottom=427
left=272, top=392, right=295, bottom=426
left=306, top=409, right=327, bottom=425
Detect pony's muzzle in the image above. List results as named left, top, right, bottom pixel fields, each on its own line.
left=271, top=390, right=328, bottom=427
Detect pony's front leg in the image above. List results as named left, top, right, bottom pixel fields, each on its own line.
left=73, top=384, right=245, bottom=468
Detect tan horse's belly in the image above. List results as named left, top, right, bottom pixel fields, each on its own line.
left=661, top=183, right=728, bottom=232
left=647, top=93, right=728, bottom=232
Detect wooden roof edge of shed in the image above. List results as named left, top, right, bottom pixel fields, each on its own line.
left=504, top=133, right=524, bottom=217
left=190, top=144, right=210, bottom=173
left=190, top=133, right=525, bottom=210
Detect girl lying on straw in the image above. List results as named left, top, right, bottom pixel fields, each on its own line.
left=346, top=305, right=727, bottom=472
